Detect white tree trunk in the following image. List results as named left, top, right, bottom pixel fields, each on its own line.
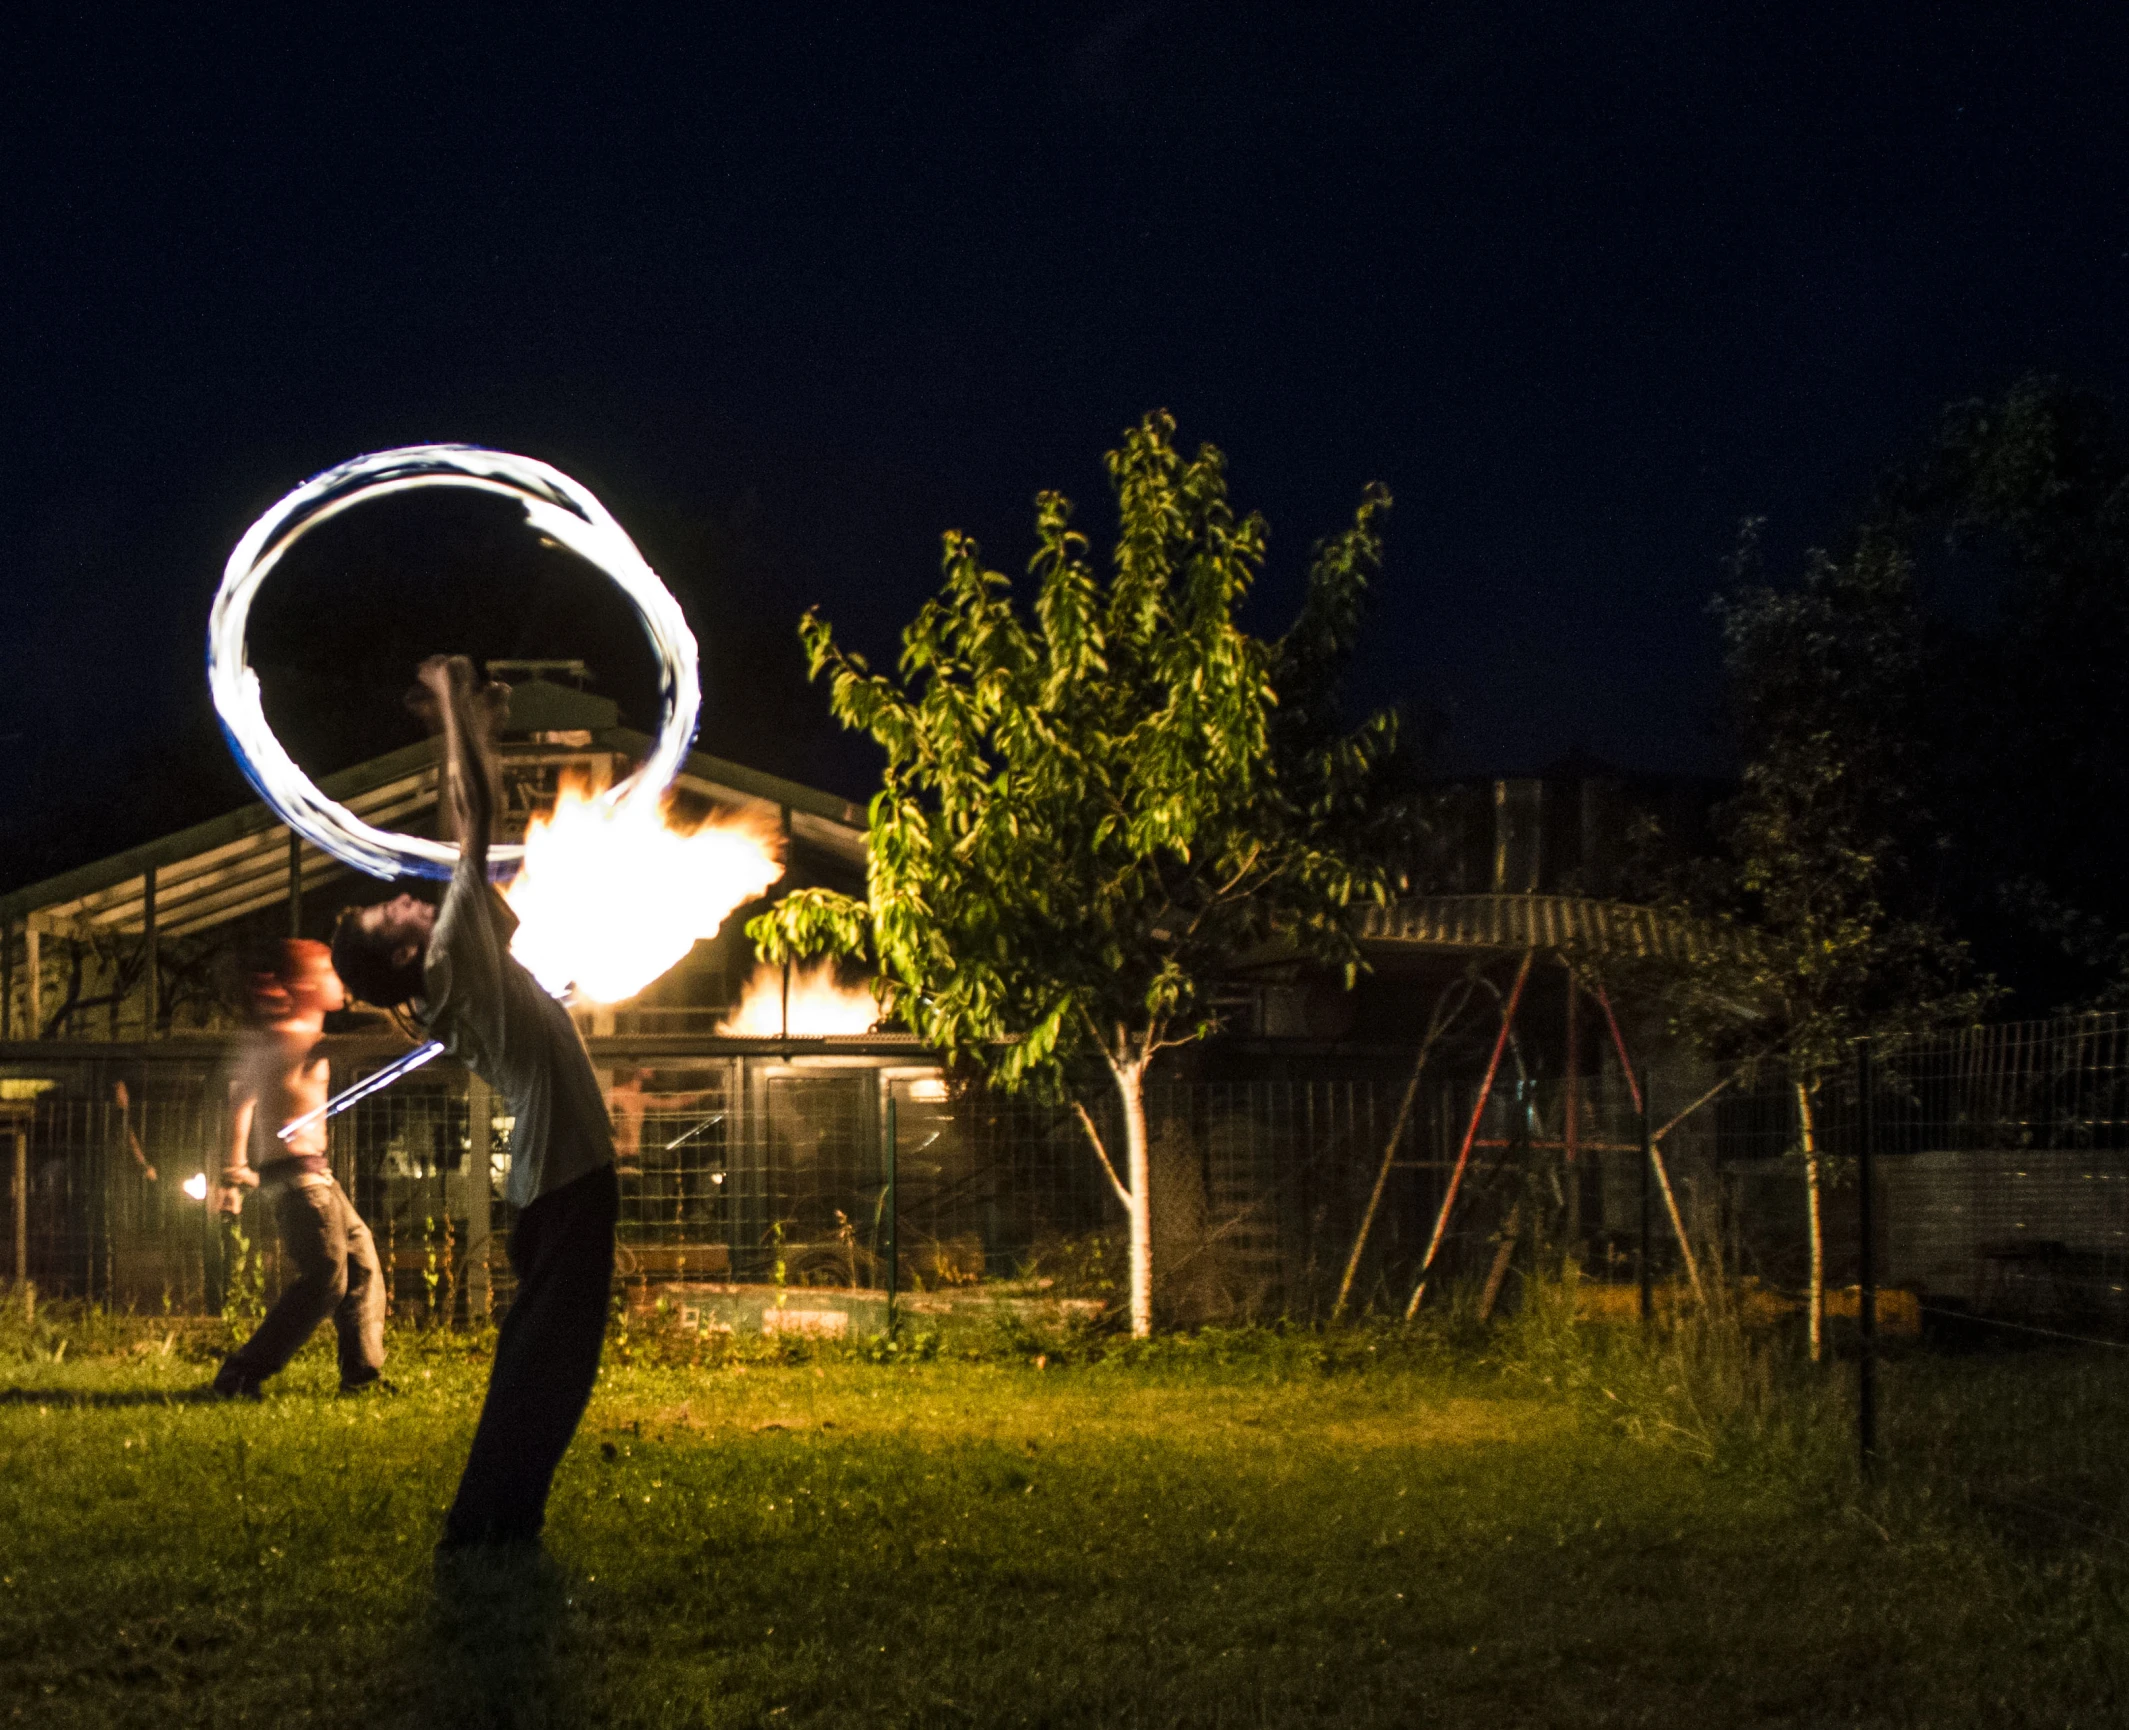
left=1117, top=1059, right=1153, bottom=1338
left=1796, top=1080, right=1824, bottom=1364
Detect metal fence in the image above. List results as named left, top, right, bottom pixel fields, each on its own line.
left=1706, top=1016, right=2129, bottom=1334
left=0, top=1045, right=1460, bottom=1326
left=7, top=1013, right=2129, bottom=1342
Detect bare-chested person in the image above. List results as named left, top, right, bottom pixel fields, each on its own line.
left=211, top=939, right=387, bottom=1398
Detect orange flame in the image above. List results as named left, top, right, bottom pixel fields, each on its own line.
left=504, top=777, right=784, bottom=1004
left=718, top=960, right=879, bottom=1036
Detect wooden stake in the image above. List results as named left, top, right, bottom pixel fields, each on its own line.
left=1477, top=1200, right=1523, bottom=1323
left=1798, top=1079, right=1824, bottom=1364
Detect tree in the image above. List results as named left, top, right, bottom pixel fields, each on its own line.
left=1876, top=376, right=2129, bottom=1009
left=749, top=411, right=1408, bottom=1335
left=1672, top=523, right=1991, bottom=1358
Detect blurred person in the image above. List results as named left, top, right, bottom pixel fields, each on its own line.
left=332, top=656, right=617, bottom=1553
left=110, top=1080, right=156, bottom=1182
left=210, top=939, right=387, bottom=1398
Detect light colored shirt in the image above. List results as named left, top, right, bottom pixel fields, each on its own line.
left=419, top=856, right=614, bottom=1209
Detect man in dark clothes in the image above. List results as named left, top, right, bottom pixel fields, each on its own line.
left=213, top=940, right=387, bottom=1397
left=330, top=654, right=618, bottom=1552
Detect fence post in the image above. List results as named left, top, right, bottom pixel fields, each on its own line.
left=884, top=1091, right=898, bottom=1339
left=1856, top=1036, right=1877, bottom=1479
left=1638, top=1092, right=1653, bottom=1327
left=11, top=1119, right=27, bottom=1317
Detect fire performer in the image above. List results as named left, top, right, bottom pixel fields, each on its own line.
left=330, top=654, right=618, bottom=1553
left=211, top=940, right=388, bottom=1398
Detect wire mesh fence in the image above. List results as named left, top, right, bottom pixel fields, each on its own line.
left=3, top=1012, right=2129, bottom=1353
left=1708, top=1017, right=2129, bottom=1338
left=0, top=1043, right=1576, bottom=1329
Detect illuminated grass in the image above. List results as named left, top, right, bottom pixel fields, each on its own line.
left=0, top=1316, right=2124, bottom=1727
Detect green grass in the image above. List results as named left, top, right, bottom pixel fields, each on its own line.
left=1, top=1304, right=2126, bottom=1728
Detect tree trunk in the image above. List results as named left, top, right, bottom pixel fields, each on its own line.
left=1115, top=1059, right=1153, bottom=1338
left=1796, top=1080, right=1824, bottom=1364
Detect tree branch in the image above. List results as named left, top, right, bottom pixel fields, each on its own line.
left=1072, top=1100, right=1132, bottom=1208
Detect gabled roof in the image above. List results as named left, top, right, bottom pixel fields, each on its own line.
left=0, top=700, right=866, bottom=940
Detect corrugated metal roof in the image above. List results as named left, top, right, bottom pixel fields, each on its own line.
left=1358, top=893, right=1735, bottom=961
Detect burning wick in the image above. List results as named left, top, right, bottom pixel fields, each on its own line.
left=182, top=1173, right=209, bottom=1201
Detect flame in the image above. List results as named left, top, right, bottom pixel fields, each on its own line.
left=718, top=960, right=879, bottom=1036
left=504, top=776, right=784, bottom=1003
left=183, top=1173, right=209, bottom=1201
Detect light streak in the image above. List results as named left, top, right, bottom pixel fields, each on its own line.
left=208, top=445, right=701, bottom=881
left=663, top=1112, right=727, bottom=1152
left=277, top=1039, right=445, bottom=1141
left=210, top=446, right=763, bottom=1132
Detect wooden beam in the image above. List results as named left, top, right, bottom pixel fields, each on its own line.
left=128, top=845, right=356, bottom=940
left=0, top=741, right=438, bottom=925
left=44, top=780, right=432, bottom=931
left=142, top=867, right=158, bottom=1038
left=159, top=863, right=354, bottom=940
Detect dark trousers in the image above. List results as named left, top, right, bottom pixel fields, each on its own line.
left=228, top=1181, right=387, bottom=1388
left=443, top=1162, right=618, bottom=1548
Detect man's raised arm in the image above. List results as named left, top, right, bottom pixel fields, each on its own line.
left=415, top=656, right=504, bottom=876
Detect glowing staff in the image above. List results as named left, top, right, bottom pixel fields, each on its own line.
left=277, top=1040, right=447, bottom=1143
left=208, top=445, right=704, bottom=1138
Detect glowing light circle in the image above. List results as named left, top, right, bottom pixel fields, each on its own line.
left=208, top=445, right=700, bottom=881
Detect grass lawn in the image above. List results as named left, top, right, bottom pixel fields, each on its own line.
left=1, top=1310, right=2125, bottom=1728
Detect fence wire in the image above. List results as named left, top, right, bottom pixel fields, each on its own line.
left=3, top=1012, right=2128, bottom=1350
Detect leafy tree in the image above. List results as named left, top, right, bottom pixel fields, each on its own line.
left=749, top=411, right=1409, bottom=1335
left=1877, top=376, right=2129, bottom=1009
left=1672, top=524, right=1991, bottom=1357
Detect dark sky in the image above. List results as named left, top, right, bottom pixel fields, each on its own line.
left=5, top=4, right=2127, bottom=877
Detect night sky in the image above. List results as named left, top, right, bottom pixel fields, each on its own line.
left=5, top=4, right=2127, bottom=878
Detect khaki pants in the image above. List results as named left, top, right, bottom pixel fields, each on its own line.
left=227, top=1180, right=387, bottom=1389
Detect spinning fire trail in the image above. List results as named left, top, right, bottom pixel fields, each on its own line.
left=205, top=445, right=784, bottom=1140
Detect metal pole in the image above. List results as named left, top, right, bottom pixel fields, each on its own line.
left=1857, top=1036, right=1878, bottom=1479
left=142, top=866, right=158, bottom=1038
left=26, top=919, right=40, bottom=1041
left=1564, top=961, right=1581, bottom=1256
left=779, top=806, right=793, bottom=1044
left=1638, top=1095, right=1653, bottom=1327
left=13, top=1125, right=29, bottom=1314
left=884, top=1091, right=898, bottom=1338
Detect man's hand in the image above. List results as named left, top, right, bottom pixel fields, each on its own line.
left=416, top=654, right=477, bottom=700
left=412, top=654, right=504, bottom=869
left=406, top=660, right=511, bottom=742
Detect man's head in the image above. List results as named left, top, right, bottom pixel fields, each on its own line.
left=248, top=938, right=347, bottom=1029
left=329, top=893, right=437, bottom=1010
